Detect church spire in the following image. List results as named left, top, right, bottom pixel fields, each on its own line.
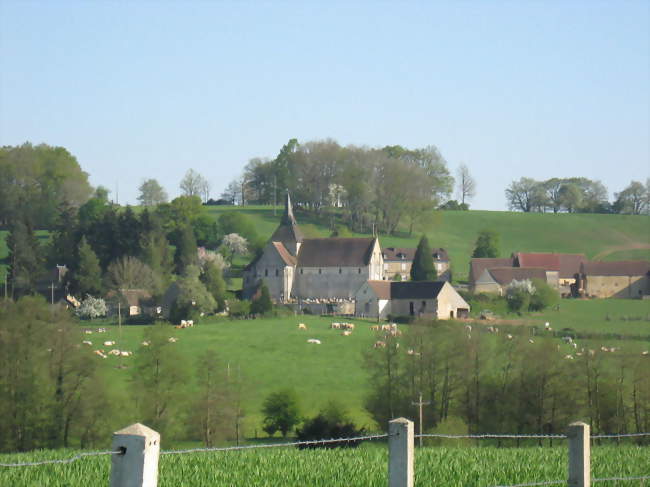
left=281, top=191, right=297, bottom=225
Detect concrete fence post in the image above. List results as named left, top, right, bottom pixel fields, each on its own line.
left=567, top=422, right=590, bottom=487
left=110, top=423, right=160, bottom=487
left=389, top=417, right=414, bottom=487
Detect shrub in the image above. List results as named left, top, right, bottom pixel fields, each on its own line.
left=228, top=299, right=251, bottom=318
left=295, top=401, right=365, bottom=449
left=75, top=296, right=107, bottom=319
left=529, top=278, right=559, bottom=311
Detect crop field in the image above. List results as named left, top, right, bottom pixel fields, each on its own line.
left=1, top=444, right=647, bottom=486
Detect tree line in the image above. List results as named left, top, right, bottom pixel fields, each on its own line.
left=364, top=322, right=650, bottom=441
left=221, top=139, right=465, bottom=234
left=0, top=297, right=245, bottom=451
left=505, top=177, right=650, bottom=215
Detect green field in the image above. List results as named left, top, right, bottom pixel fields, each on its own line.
left=1, top=444, right=647, bottom=486
left=74, top=298, right=650, bottom=442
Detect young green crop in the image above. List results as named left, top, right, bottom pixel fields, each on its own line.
left=1, top=445, right=648, bottom=487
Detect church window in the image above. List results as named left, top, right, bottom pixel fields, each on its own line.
left=358, top=268, right=361, bottom=274
left=300, top=269, right=303, bottom=274
left=265, top=269, right=268, bottom=277
left=275, top=269, right=279, bottom=276
left=339, top=268, right=342, bottom=274
left=319, top=269, right=322, bottom=274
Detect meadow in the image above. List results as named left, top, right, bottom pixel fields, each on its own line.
left=77, top=298, right=650, bottom=443
left=1, top=443, right=647, bottom=487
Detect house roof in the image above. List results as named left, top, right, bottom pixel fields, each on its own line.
left=297, top=238, right=377, bottom=267
left=514, top=253, right=561, bottom=271
left=557, top=254, right=588, bottom=278
left=366, top=280, right=392, bottom=299
left=272, top=242, right=297, bottom=266
left=487, top=267, right=548, bottom=286
left=581, top=260, right=650, bottom=277
left=391, top=281, right=446, bottom=299
left=469, top=258, right=514, bottom=282
left=382, top=247, right=449, bottom=262
left=365, top=280, right=447, bottom=299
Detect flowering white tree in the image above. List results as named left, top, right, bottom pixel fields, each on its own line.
left=220, top=233, right=248, bottom=264
left=197, top=247, right=229, bottom=271
left=75, top=296, right=108, bottom=319
left=506, top=279, right=536, bottom=297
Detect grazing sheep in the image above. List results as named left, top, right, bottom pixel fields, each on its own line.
left=82, top=340, right=92, bottom=346
left=168, top=337, right=178, bottom=343
left=506, top=334, right=513, bottom=340
left=84, top=330, right=93, bottom=335
left=642, top=351, right=649, bottom=356
left=529, top=339, right=534, bottom=344
left=141, top=341, right=150, bottom=346
left=120, top=351, right=132, bottom=357
left=307, top=338, right=321, bottom=345
left=103, top=341, right=115, bottom=347
left=93, top=350, right=107, bottom=359
left=109, top=349, right=121, bottom=356
left=331, top=323, right=341, bottom=329
left=564, top=355, right=574, bottom=360
left=97, top=328, right=106, bottom=333
left=373, top=340, right=386, bottom=349
left=298, top=323, right=307, bottom=330
left=370, top=325, right=380, bottom=331
left=341, top=330, right=352, bottom=336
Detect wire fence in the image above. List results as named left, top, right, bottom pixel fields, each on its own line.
left=0, top=429, right=648, bottom=487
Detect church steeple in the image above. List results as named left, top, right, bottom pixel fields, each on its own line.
left=270, top=192, right=303, bottom=256
left=281, top=191, right=297, bottom=226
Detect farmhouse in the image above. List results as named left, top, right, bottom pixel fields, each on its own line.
left=472, top=267, right=548, bottom=295
left=575, top=261, right=650, bottom=298
left=513, top=252, right=586, bottom=295
left=469, top=257, right=514, bottom=292
left=382, top=247, right=450, bottom=281
left=242, top=193, right=383, bottom=303
left=355, top=280, right=470, bottom=319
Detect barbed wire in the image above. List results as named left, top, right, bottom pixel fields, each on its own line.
left=490, top=481, right=564, bottom=487
left=0, top=450, right=119, bottom=468
left=416, top=434, right=567, bottom=439
left=591, top=432, right=650, bottom=438
left=593, top=475, right=650, bottom=483
left=160, top=433, right=389, bottom=456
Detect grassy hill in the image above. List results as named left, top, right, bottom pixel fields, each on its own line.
left=205, top=206, right=650, bottom=280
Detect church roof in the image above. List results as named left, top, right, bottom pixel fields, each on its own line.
left=272, top=242, right=297, bottom=266
left=297, top=238, right=377, bottom=267
left=270, top=192, right=304, bottom=245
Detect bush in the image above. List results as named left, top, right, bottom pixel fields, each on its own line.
left=228, top=299, right=250, bottom=318
left=295, top=401, right=365, bottom=449
left=75, top=296, right=108, bottom=319
left=424, top=416, right=470, bottom=447
left=529, top=278, right=559, bottom=311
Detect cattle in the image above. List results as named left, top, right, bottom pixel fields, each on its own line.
left=298, top=323, right=307, bottom=330
left=642, top=351, right=649, bottom=356
left=331, top=323, right=341, bottom=329
left=506, top=334, right=513, bottom=340
left=141, top=341, right=150, bottom=346
left=307, top=339, right=321, bottom=345
left=84, top=330, right=93, bottom=335
left=120, top=351, right=132, bottom=357
left=370, top=325, right=380, bottom=331
left=528, top=339, right=534, bottom=344
left=108, top=349, right=121, bottom=356
left=562, top=336, right=573, bottom=344
left=93, top=350, right=107, bottom=359
left=564, top=355, right=574, bottom=360
left=168, top=337, right=178, bottom=343
left=103, top=340, right=115, bottom=347
left=373, top=340, right=386, bottom=349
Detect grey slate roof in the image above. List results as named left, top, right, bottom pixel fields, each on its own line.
left=365, top=280, right=446, bottom=299
left=297, top=238, right=376, bottom=267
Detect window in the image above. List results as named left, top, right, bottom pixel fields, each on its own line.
left=300, top=269, right=303, bottom=274
left=265, top=269, right=268, bottom=277
left=319, top=269, right=322, bottom=274
left=339, top=268, right=342, bottom=274
left=358, top=268, right=361, bottom=274
left=275, top=269, right=279, bottom=277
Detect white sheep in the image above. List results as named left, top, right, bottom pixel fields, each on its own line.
left=307, top=338, right=321, bottom=345
left=298, top=323, right=307, bottom=330
left=103, top=340, right=115, bottom=347
left=82, top=340, right=92, bottom=346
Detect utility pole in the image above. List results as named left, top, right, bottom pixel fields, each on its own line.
left=412, top=392, right=431, bottom=447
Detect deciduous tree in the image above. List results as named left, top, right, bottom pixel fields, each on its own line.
left=137, top=178, right=168, bottom=207
left=472, top=229, right=500, bottom=258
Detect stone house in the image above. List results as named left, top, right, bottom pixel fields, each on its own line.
left=472, top=267, right=548, bottom=295
left=575, top=261, right=650, bottom=298
left=355, top=280, right=470, bottom=319
left=469, top=258, right=514, bottom=292
left=243, top=193, right=383, bottom=303
left=513, top=252, right=586, bottom=295
left=382, top=247, right=450, bottom=281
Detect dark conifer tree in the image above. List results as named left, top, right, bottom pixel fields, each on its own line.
left=410, top=235, right=436, bottom=281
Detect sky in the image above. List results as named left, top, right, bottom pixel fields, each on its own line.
left=1, top=0, right=648, bottom=210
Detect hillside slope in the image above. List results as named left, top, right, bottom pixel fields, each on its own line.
left=205, top=206, right=650, bottom=280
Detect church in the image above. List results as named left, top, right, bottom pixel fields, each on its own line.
left=242, top=194, right=384, bottom=304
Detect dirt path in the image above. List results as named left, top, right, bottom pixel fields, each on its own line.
left=592, top=242, right=650, bottom=260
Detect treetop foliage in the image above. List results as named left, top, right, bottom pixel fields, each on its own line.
left=410, top=235, right=436, bottom=281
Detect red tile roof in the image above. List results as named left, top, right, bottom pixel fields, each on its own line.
left=581, top=260, right=650, bottom=277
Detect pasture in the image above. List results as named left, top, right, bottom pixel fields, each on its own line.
left=1, top=443, right=647, bottom=486
left=82, top=298, right=649, bottom=440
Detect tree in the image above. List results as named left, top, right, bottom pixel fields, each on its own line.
left=296, top=401, right=365, bottom=448
left=201, top=260, right=227, bottom=312
left=132, top=324, right=189, bottom=438
left=529, top=278, right=559, bottom=311
left=137, top=179, right=168, bottom=207
left=251, top=283, right=272, bottom=315
left=456, top=163, right=476, bottom=206
left=169, top=265, right=217, bottom=323
left=261, top=389, right=301, bottom=437
left=558, top=183, right=582, bottom=213
left=472, top=230, right=500, bottom=258
left=410, top=235, right=436, bottom=281
left=614, top=181, right=648, bottom=215
left=105, top=256, right=155, bottom=292
left=180, top=169, right=208, bottom=198
left=74, top=236, right=102, bottom=296
left=174, top=224, right=199, bottom=274
left=75, top=296, right=108, bottom=319
left=6, top=219, right=43, bottom=297
left=220, top=233, right=248, bottom=265
left=505, top=178, right=543, bottom=212
left=221, top=179, right=243, bottom=205
left=506, top=279, right=535, bottom=313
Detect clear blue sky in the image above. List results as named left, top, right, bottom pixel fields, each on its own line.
left=1, top=1, right=648, bottom=210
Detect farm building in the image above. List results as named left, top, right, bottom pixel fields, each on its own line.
left=575, top=261, right=650, bottom=298
left=382, top=247, right=450, bottom=281
left=472, top=267, right=548, bottom=295
left=355, top=280, right=470, bottom=320
left=242, top=193, right=383, bottom=303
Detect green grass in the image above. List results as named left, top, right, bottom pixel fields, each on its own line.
left=1, top=444, right=647, bottom=486
left=204, top=206, right=650, bottom=280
